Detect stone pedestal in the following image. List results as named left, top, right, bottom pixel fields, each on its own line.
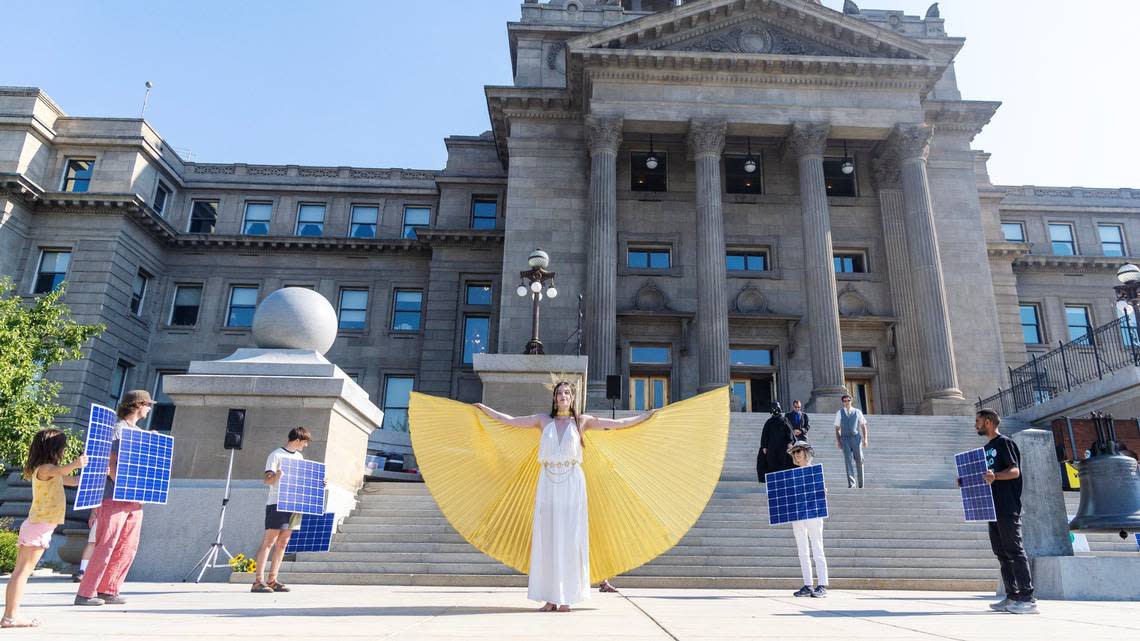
left=473, top=353, right=588, bottom=416
left=163, top=348, right=382, bottom=514
left=918, top=396, right=977, bottom=416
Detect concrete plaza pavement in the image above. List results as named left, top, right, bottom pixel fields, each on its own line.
left=3, top=577, right=1138, bottom=640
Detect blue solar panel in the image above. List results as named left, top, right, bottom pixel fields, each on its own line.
left=765, top=464, right=828, bottom=525
left=277, top=458, right=326, bottom=515
left=113, top=427, right=174, bottom=504
left=955, top=448, right=997, bottom=522
left=285, top=512, right=336, bottom=553
left=74, top=404, right=117, bottom=510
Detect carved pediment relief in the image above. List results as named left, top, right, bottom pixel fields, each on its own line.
left=634, top=279, right=670, bottom=311
left=652, top=20, right=862, bottom=58
left=733, top=283, right=769, bottom=314
left=837, top=283, right=870, bottom=317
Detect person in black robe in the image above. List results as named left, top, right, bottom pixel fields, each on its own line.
left=758, top=402, right=795, bottom=483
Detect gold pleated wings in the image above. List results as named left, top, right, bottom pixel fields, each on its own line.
left=408, top=386, right=729, bottom=584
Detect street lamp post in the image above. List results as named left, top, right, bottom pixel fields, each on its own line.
left=1114, top=263, right=1140, bottom=363
left=516, top=248, right=558, bottom=354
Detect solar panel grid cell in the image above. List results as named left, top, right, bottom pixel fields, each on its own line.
left=75, top=404, right=117, bottom=510
left=113, top=427, right=174, bottom=504
left=285, top=512, right=336, bottom=553
left=955, top=448, right=997, bottom=522
left=277, top=458, right=326, bottom=515
left=765, top=464, right=828, bottom=525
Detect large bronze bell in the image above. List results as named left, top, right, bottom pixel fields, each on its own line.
left=1068, top=413, right=1140, bottom=536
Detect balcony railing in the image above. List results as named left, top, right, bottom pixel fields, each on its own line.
left=977, top=315, right=1140, bottom=414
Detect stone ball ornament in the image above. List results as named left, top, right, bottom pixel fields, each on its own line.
left=252, top=287, right=338, bottom=354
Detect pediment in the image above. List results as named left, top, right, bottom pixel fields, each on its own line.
left=568, top=0, right=933, bottom=61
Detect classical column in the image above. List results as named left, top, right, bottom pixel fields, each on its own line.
left=872, top=151, right=925, bottom=413
left=890, top=124, right=966, bottom=406
left=687, top=120, right=730, bottom=392
left=784, top=123, right=847, bottom=411
left=584, top=116, right=622, bottom=404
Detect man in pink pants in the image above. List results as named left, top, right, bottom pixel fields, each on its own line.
left=75, top=391, right=153, bottom=607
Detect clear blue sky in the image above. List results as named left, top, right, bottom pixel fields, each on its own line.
left=5, top=0, right=1135, bottom=187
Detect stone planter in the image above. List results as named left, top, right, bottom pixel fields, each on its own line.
left=228, top=571, right=251, bottom=584
left=58, top=529, right=89, bottom=565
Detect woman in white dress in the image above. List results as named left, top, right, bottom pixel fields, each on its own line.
left=474, top=381, right=656, bottom=612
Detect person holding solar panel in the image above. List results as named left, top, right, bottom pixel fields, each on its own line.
left=786, top=440, right=829, bottom=599
left=252, top=426, right=315, bottom=594
left=75, top=390, right=155, bottom=607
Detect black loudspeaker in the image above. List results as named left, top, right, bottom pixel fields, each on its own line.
left=605, top=375, right=622, bottom=400
left=224, top=409, right=246, bottom=450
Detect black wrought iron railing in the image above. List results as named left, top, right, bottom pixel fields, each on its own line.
left=977, top=315, right=1140, bottom=414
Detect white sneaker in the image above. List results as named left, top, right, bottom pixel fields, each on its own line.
left=988, top=598, right=1011, bottom=611
left=1004, top=600, right=1038, bottom=615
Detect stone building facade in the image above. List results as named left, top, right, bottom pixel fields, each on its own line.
left=3, top=0, right=1139, bottom=451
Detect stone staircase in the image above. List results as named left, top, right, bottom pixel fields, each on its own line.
left=279, top=413, right=1138, bottom=589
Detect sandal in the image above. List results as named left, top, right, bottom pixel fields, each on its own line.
left=599, top=580, right=618, bottom=593
left=1, top=616, right=41, bottom=628
left=538, top=603, right=556, bottom=612
left=267, top=580, right=290, bottom=592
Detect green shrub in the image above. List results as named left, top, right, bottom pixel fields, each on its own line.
left=0, top=529, right=19, bottom=574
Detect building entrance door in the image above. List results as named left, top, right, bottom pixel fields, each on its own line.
left=845, top=379, right=874, bottom=414
left=730, top=375, right=775, bottom=412
left=630, top=376, right=669, bottom=410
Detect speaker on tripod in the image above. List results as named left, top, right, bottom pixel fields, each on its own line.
left=184, top=408, right=245, bottom=582
left=606, top=375, right=621, bottom=419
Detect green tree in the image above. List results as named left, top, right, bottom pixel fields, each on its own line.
left=0, top=277, right=103, bottom=469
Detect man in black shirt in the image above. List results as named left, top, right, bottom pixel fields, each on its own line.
left=759, top=402, right=795, bottom=482
left=973, top=408, right=1037, bottom=614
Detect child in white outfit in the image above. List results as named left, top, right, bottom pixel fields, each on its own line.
left=789, top=441, right=829, bottom=598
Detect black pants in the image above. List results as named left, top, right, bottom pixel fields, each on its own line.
left=988, top=512, right=1034, bottom=601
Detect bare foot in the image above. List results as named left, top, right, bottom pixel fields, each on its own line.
left=556, top=605, right=571, bottom=612
left=1, top=616, right=40, bottom=628
left=538, top=603, right=556, bottom=612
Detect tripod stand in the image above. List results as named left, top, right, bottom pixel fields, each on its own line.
left=183, top=449, right=237, bottom=582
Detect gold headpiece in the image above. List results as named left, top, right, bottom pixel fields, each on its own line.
left=543, top=372, right=577, bottom=392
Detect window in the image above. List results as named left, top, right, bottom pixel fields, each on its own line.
left=243, top=202, right=272, bottom=235
left=226, top=286, right=259, bottom=328
left=729, top=347, right=774, bottom=367
left=833, top=252, right=866, bottom=273
left=129, top=269, right=150, bottom=316
left=61, top=159, right=94, bottom=192
left=823, top=159, right=857, bottom=197
left=295, top=203, right=325, bottom=237
left=843, top=350, right=873, bottom=368
left=471, top=197, right=498, bottom=230
left=188, top=200, right=219, bottom=234
left=349, top=205, right=378, bottom=238
left=149, top=371, right=183, bottom=431
left=170, top=285, right=203, bottom=326
left=381, top=376, right=414, bottom=432
left=1000, top=222, right=1025, bottom=242
left=630, top=345, right=670, bottom=364
left=631, top=152, right=667, bottom=192
left=466, top=283, right=493, bottom=306
left=32, top=250, right=70, bottom=294
left=1099, top=224, right=1126, bottom=257
left=110, top=361, right=132, bottom=406
left=153, top=182, right=172, bottom=215
left=726, top=251, right=768, bottom=272
left=725, top=155, right=762, bottom=194
left=1049, top=223, right=1076, bottom=255
left=402, top=206, right=431, bottom=239
left=391, top=289, right=423, bottom=331
left=462, top=315, right=490, bottom=364
left=338, top=289, right=368, bottom=330
left=1065, top=306, right=1092, bottom=343
left=1020, top=304, right=1042, bottom=344
left=627, top=247, right=671, bottom=270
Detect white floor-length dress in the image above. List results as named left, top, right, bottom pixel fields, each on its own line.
left=527, top=418, right=590, bottom=605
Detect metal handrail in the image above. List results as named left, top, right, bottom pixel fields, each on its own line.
left=977, top=314, right=1140, bottom=413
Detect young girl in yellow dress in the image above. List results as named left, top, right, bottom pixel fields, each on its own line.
left=2, top=429, right=86, bottom=628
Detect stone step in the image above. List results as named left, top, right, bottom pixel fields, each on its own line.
left=297, top=549, right=998, bottom=565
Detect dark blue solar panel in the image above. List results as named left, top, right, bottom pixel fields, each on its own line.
left=277, top=458, right=326, bottom=515
left=765, top=464, right=828, bottom=525
left=74, top=404, right=116, bottom=510
left=955, top=448, right=997, bottom=522
left=285, top=512, right=336, bottom=553
left=113, top=427, right=174, bottom=504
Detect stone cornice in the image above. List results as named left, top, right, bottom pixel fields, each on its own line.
left=171, top=234, right=424, bottom=254
left=183, top=163, right=440, bottom=186
left=997, top=185, right=1140, bottom=205
left=485, top=86, right=578, bottom=166
left=414, top=229, right=504, bottom=246
left=987, top=241, right=1031, bottom=260
left=923, top=100, right=1001, bottom=142
left=1012, top=254, right=1125, bottom=273
left=0, top=172, right=46, bottom=203
left=36, top=192, right=180, bottom=244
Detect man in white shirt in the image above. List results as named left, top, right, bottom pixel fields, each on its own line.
left=833, top=395, right=869, bottom=488
left=251, top=427, right=311, bottom=593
